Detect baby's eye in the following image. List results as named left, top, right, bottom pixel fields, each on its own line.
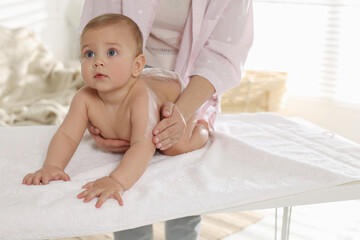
left=107, top=49, right=118, bottom=56
left=85, top=51, right=95, bottom=58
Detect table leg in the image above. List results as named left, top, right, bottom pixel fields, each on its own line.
left=281, top=206, right=292, bottom=240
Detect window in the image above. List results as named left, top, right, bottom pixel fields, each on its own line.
left=0, top=0, right=48, bottom=33
left=246, top=0, right=360, bottom=106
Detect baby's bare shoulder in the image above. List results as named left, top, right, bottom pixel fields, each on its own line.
left=131, top=79, right=151, bottom=100
left=68, top=87, right=100, bottom=112
left=77, top=86, right=97, bottom=96
left=74, top=86, right=98, bottom=101
left=129, top=80, right=159, bottom=110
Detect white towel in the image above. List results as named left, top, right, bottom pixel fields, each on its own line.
left=0, top=113, right=359, bottom=240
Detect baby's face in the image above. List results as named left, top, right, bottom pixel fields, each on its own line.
left=80, top=24, right=138, bottom=92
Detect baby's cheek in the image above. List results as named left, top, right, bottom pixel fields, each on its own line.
left=81, top=65, right=93, bottom=83
left=110, top=62, right=133, bottom=84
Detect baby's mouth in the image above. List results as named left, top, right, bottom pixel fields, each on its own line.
left=94, top=73, right=108, bottom=79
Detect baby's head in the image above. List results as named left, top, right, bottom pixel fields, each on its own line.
left=81, top=13, right=143, bottom=56
left=80, top=14, right=146, bottom=91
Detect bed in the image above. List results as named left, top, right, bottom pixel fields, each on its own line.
left=1, top=27, right=360, bottom=240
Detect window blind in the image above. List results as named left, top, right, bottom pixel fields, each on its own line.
left=0, top=0, right=82, bottom=62
left=246, top=0, right=360, bottom=106
left=0, top=0, right=48, bottom=33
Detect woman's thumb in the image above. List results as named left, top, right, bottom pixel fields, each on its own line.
left=162, top=101, right=174, bottom=117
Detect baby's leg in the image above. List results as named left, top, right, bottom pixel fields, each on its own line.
left=161, top=115, right=209, bottom=156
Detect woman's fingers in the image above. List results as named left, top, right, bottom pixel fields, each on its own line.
left=154, top=128, right=182, bottom=150
left=103, top=139, right=130, bottom=152
left=161, top=101, right=174, bottom=118
left=152, top=102, right=174, bottom=136
left=88, top=122, right=131, bottom=153
left=153, top=122, right=185, bottom=149
left=152, top=102, right=186, bottom=149
left=88, top=122, right=101, bottom=135
left=153, top=117, right=175, bottom=136
left=93, top=135, right=130, bottom=153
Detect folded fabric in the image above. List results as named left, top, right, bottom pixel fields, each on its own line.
left=0, top=113, right=359, bottom=240
left=0, top=26, right=83, bottom=126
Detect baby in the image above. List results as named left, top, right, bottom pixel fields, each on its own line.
left=22, top=14, right=209, bottom=208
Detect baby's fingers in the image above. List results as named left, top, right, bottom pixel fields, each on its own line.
left=95, top=192, right=124, bottom=208
left=95, top=192, right=111, bottom=208
left=59, top=172, right=70, bottom=181
left=25, top=174, right=38, bottom=185
left=22, top=173, right=33, bottom=184
left=77, top=189, right=89, bottom=199
left=83, top=188, right=102, bottom=203
left=113, top=192, right=124, bottom=206
left=42, top=174, right=51, bottom=185
left=77, top=182, right=94, bottom=198
left=82, top=182, right=94, bottom=189
left=33, top=174, right=43, bottom=185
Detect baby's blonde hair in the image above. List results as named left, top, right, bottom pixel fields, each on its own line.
left=81, top=13, right=143, bottom=56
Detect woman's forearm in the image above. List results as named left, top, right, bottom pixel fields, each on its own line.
left=175, top=75, right=215, bottom=121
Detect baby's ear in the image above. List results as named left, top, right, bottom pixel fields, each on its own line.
left=132, top=54, right=146, bottom=77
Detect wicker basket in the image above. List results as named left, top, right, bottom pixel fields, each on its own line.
left=221, top=70, right=287, bottom=113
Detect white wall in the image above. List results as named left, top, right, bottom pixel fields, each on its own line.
left=0, top=0, right=84, bottom=62
left=279, top=96, right=360, bottom=144
left=246, top=0, right=360, bottom=144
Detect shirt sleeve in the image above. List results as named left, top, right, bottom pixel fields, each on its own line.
left=190, top=0, right=254, bottom=95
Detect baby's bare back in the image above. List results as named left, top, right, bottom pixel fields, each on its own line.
left=139, top=68, right=182, bottom=105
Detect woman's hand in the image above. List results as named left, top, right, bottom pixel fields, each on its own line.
left=152, top=102, right=186, bottom=150
left=77, top=176, right=124, bottom=208
left=152, top=75, right=215, bottom=151
left=22, top=166, right=70, bottom=185
left=88, top=123, right=130, bottom=153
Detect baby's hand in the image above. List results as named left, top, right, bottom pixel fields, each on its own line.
left=22, top=166, right=70, bottom=185
left=77, top=176, right=124, bottom=208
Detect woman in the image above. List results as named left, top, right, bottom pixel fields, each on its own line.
left=79, top=0, right=254, bottom=239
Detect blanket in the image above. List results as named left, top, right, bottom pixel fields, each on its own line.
left=0, top=26, right=83, bottom=126
left=0, top=113, right=359, bottom=240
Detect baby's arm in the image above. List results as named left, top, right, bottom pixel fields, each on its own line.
left=110, top=90, right=157, bottom=189
left=77, top=89, right=157, bottom=207
left=23, top=89, right=89, bottom=185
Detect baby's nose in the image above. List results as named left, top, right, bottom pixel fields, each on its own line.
left=93, top=58, right=104, bottom=67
